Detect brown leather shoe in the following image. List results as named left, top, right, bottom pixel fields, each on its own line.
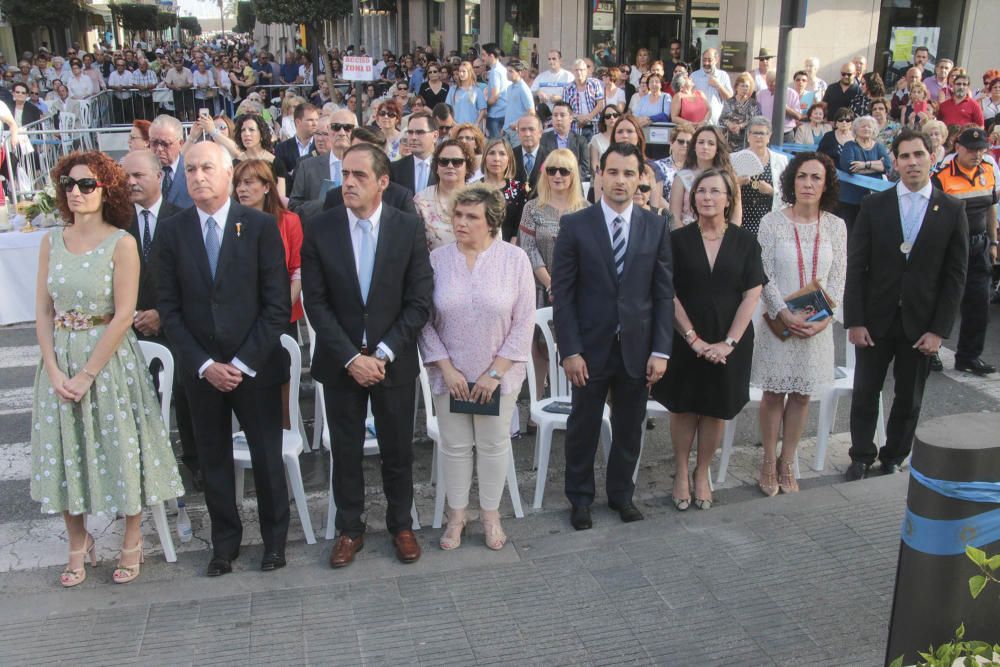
left=393, top=529, right=421, bottom=563
left=329, top=534, right=364, bottom=568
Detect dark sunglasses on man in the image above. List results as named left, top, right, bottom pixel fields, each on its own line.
left=59, top=176, right=103, bottom=194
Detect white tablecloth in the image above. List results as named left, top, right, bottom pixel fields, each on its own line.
left=0, top=229, right=48, bottom=325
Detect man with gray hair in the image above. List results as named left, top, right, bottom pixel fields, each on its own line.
left=690, top=48, right=732, bottom=125
left=157, top=141, right=292, bottom=576
left=149, top=114, right=193, bottom=208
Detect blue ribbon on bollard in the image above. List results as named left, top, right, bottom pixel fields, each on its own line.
left=900, top=467, right=1000, bottom=556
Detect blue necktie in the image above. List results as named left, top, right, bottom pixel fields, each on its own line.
left=331, top=159, right=342, bottom=187
left=612, top=216, right=626, bottom=280
left=524, top=152, right=535, bottom=176
left=357, top=218, right=375, bottom=303
left=415, top=160, right=427, bottom=192
left=204, top=217, right=220, bottom=279
left=161, top=166, right=173, bottom=199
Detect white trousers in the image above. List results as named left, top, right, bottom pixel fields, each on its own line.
left=433, top=392, right=518, bottom=511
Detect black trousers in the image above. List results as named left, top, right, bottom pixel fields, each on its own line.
left=956, top=235, right=992, bottom=363
left=183, top=375, right=289, bottom=557
left=325, top=378, right=416, bottom=537
left=564, top=339, right=648, bottom=507
left=849, top=312, right=931, bottom=466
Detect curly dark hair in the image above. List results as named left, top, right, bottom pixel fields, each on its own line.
left=234, top=113, right=274, bottom=151
left=52, top=151, right=132, bottom=230
left=780, top=151, right=840, bottom=213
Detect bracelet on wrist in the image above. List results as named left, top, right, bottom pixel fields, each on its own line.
left=82, top=368, right=97, bottom=380
left=683, top=329, right=696, bottom=341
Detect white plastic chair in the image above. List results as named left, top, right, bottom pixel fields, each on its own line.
left=421, top=360, right=525, bottom=528
left=233, top=334, right=316, bottom=544
left=812, top=330, right=887, bottom=471
left=527, top=307, right=611, bottom=509
left=137, top=340, right=180, bottom=563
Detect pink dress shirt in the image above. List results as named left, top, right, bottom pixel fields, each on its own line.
left=419, top=239, right=536, bottom=396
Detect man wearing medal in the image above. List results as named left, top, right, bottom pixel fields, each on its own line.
left=931, top=127, right=999, bottom=376
left=844, top=128, right=969, bottom=481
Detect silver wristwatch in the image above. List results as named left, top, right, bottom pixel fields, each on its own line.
left=488, top=369, right=503, bottom=380
left=374, top=348, right=389, bottom=363
left=724, top=337, right=737, bottom=348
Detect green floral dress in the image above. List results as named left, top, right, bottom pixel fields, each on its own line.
left=29, top=228, right=184, bottom=516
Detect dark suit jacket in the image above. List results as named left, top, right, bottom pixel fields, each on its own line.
left=390, top=155, right=438, bottom=194
left=551, top=203, right=674, bottom=379
left=514, top=144, right=550, bottom=190
left=288, top=152, right=331, bottom=221
left=300, top=204, right=434, bottom=388
left=157, top=201, right=291, bottom=385
left=540, top=131, right=591, bottom=180
left=844, top=186, right=969, bottom=341
left=129, top=200, right=182, bottom=313
left=274, top=136, right=316, bottom=188
left=16, top=101, right=42, bottom=127
left=164, top=155, right=194, bottom=209
left=323, top=181, right=417, bottom=215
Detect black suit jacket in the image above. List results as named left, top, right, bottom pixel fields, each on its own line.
left=514, top=144, right=550, bottom=190
left=157, top=201, right=292, bottom=385
left=16, top=101, right=42, bottom=127
left=323, top=181, right=417, bottom=215
left=274, top=136, right=316, bottom=188
left=540, top=131, right=591, bottom=180
left=128, top=200, right=183, bottom=313
left=301, top=204, right=434, bottom=388
left=390, top=155, right=437, bottom=194
left=551, top=203, right=674, bottom=379
left=844, top=186, right=969, bottom=341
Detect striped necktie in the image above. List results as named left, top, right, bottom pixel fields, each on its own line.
left=612, top=215, right=626, bottom=280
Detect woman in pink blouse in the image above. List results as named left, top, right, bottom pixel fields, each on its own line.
left=418, top=184, right=536, bottom=551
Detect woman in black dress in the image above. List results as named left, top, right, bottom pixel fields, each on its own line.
left=652, top=168, right=765, bottom=511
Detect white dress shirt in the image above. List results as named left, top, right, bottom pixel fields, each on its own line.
left=328, top=152, right=342, bottom=185
left=344, top=204, right=395, bottom=367
left=133, top=197, right=163, bottom=244
left=194, top=199, right=256, bottom=378
left=690, top=66, right=733, bottom=125
left=108, top=70, right=134, bottom=99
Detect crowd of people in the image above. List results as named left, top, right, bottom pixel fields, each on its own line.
left=14, top=35, right=997, bottom=589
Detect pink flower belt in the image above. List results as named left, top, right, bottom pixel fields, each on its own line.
left=54, top=310, right=113, bottom=330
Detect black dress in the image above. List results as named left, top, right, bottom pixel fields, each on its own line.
left=739, top=161, right=773, bottom=237
left=652, top=223, right=767, bottom=420
left=419, top=82, right=450, bottom=109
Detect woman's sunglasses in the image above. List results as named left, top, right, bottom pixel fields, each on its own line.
left=546, top=166, right=572, bottom=176
left=636, top=184, right=652, bottom=193
left=604, top=112, right=620, bottom=121
left=437, top=157, right=466, bottom=168
left=377, top=109, right=397, bottom=118
left=59, top=176, right=103, bottom=194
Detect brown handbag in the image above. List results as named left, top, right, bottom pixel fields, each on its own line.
left=763, top=221, right=836, bottom=341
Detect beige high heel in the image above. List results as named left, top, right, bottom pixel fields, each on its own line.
left=481, top=510, right=507, bottom=551
left=778, top=458, right=800, bottom=494
left=61, top=533, right=97, bottom=588
left=113, top=536, right=145, bottom=584
left=758, top=457, right=779, bottom=497
left=440, top=509, right=467, bottom=551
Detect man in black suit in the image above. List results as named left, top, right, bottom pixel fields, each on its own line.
left=845, top=129, right=969, bottom=480
left=323, top=127, right=417, bottom=214
left=301, top=143, right=433, bottom=568
left=273, top=102, right=320, bottom=190
left=551, top=142, right=673, bottom=530
left=540, top=101, right=591, bottom=180
left=513, top=113, right=549, bottom=190
left=122, top=149, right=201, bottom=489
left=390, top=110, right=438, bottom=194
left=157, top=142, right=292, bottom=576
left=288, top=109, right=356, bottom=221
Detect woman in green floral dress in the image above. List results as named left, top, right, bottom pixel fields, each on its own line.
left=31, top=151, right=183, bottom=587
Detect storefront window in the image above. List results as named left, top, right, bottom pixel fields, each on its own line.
left=877, top=0, right=966, bottom=88
left=689, top=0, right=720, bottom=63
left=590, top=0, right=618, bottom=67
left=429, top=0, right=446, bottom=57
left=621, top=0, right=683, bottom=64
left=496, top=0, right=539, bottom=63
left=461, top=0, right=481, bottom=56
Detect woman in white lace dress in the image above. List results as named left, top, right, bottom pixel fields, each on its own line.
left=751, top=152, right=847, bottom=496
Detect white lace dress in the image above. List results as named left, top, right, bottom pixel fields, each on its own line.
left=750, top=209, right=848, bottom=395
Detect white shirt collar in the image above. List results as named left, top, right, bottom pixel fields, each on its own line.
left=168, top=156, right=180, bottom=175
left=896, top=180, right=932, bottom=201
left=134, top=197, right=163, bottom=220
left=196, top=198, right=232, bottom=232
left=347, top=203, right=384, bottom=230
left=329, top=151, right=342, bottom=167
left=600, top=198, right=634, bottom=228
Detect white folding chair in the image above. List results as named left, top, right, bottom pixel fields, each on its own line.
left=137, top=340, right=179, bottom=563
left=812, top=330, right=887, bottom=471
left=716, top=387, right=805, bottom=484
left=527, top=307, right=611, bottom=509
left=421, top=360, right=525, bottom=528
left=233, top=335, right=316, bottom=544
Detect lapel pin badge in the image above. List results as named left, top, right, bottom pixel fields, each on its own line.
left=933, top=205, right=939, bottom=212
left=235, top=222, right=242, bottom=238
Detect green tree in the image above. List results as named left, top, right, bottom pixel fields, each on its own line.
left=252, top=0, right=351, bottom=78
left=0, top=0, right=82, bottom=28
left=178, top=16, right=202, bottom=36
left=111, top=3, right=160, bottom=33
left=236, top=1, right=255, bottom=35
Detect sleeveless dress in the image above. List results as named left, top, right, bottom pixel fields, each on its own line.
left=29, top=228, right=183, bottom=516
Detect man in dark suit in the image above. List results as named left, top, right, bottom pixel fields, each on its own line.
left=273, top=102, right=320, bottom=190
left=301, top=143, right=433, bottom=568
left=513, top=113, right=549, bottom=190
left=288, top=109, right=356, bottom=221
left=551, top=142, right=673, bottom=530
left=149, top=114, right=194, bottom=208
left=323, top=127, right=417, bottom=214
left=845, top=128, right=969, bottom=480
left=122, top=149, right=201, bottom=489
left=157, top=142, right=292, bottom=576
left=540, top=101, right=591, bottom=180
left=390, top=110, right=438, bottom=194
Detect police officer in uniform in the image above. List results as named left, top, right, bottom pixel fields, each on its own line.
left=932, top=127, right=999, bottom=375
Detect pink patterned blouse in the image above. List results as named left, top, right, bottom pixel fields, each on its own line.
left=419, top=239, right=536, bottom=396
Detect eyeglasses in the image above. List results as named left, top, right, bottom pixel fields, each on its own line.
left=59, top=176, right=103, bottom=194
left=330, top=123, right=354, bottom=133
left=840, top=72, right=852, bottom=77
left=149, top=139, right=175, bottom=149
left=636, top=184, right=652, bottom=193
left=546, top=166, right=572, bottom=176
left=603, top=112, right=620, bottom=120
left=437, top=157, right=465, bottom=168
left=749, top=131, right=770, bottom=137
left=427, top=69, right=439, bottom=74
left=438, top=125, right=454, bottom=133
left=673, top=138, right=690, bottom=145
left=377, top=109, right=397, bottom=118
left=406, top=128, right=432, bottom=135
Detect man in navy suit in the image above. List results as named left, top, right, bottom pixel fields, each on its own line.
left=551, top=142, right=674, bottom=530
left=149, top=114, right=193, bottom=209
left=273, top=102, right=320, bottom=190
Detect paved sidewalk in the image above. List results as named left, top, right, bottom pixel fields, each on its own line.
left=0, top=473, right=906, bottom=666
